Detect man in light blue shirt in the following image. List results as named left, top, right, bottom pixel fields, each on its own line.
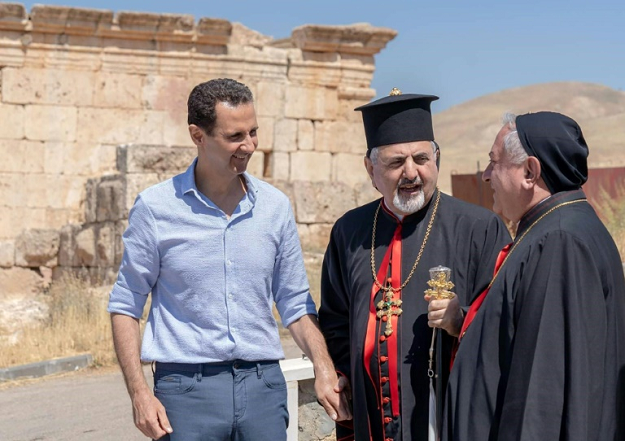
left=108, top=78, right=350, bottom=440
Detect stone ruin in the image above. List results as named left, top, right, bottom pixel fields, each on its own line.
left=0, top=3, right=397, bottom=298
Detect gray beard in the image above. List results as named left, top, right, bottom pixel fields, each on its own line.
left=392, top=179, right=425, bottom=214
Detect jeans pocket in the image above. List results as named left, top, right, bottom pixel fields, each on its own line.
left=261, top=364, right=287, bottom=390
left=154, top=370, right=198, bottom=395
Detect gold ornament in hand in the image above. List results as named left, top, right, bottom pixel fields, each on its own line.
left=424, top=265, right=455, bottom=300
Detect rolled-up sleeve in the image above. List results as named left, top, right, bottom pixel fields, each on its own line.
left=272, top=201, right=317, bottom=328
left=107, top=195, right=160, bottom=318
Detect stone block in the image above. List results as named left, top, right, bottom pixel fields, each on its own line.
left=355, top=180, right=381, bottom=207
left=266, top=152, right=290, bottom=181
left=95, top=176, right=127, bottom=222
left=58, top=224, right=78, bottom=267
left=297, top=223, right=333, bottom=254
left=43, top=142, right=118, bottom=176
left=292, top=181, right=356, bottom=224
left=285, top=85, right=339, bottom=121
left=93, top=72, right=143, bottom=109
left=114, top=220, right=127, bottom=268
left=125, top=173, right=162, bottom=212
left=0, top=140, right=44, bottom=173
left=96, top=223, right=115, bottom=266
left=0, top=267, right=44, bottom=297
left=1, top=67, right=95, bottom=106
left=287, top=62, right=342, bottom=88
left=196, top=17, right=232, bottom=46
left=0, top=104, right=24, bottom=139
left=119, top=145, right=196, bottom=174
left=291, top=23, right=397, bottom=56
left=255, top=81, right=285, bottom=117
left=142, top=75, right=193, bottom=112
left=75, top=226, right=96, bottom=267
left=338, top=96, right=373, bottom=123
left=162, top=112, right=192, bottom=147
left=25, top=105, right=77, bottom=142
left=290, top=151, right=332, bottom=182
left=0, top=3, right=27, bottom=27
left=256, top=117, right=274, bottom=152
left=14, top=228, right=60, bottom=267
left=0, top=240, right=14, bottom=268
left=40, top=175, right=86, bottom=210
left=297, top=120, right=314, bottom=151
left=314, top=120, right=365, bottom=153
left=0, top=207, right=47, bottom=238
left=30, top=5, right=114, bottom=35
left=332, top=153, right=369, bottom=187
left=274, top=118, right=298, bottom=152
left=247, top=151, right=264, bottom=178
left=45, top=208, right=78, bottom=230
left=76, top=108, right=161, bottom=146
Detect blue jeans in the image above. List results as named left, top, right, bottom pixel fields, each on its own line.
left=153, top=360, right=288, bottom=441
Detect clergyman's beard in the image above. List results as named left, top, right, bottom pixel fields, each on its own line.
left=392, top=177, right=425, bottom=214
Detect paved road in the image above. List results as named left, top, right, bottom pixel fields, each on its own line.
left=0, top=339, right=304, bottom=441
left=0, top=365, right=150, bottom=441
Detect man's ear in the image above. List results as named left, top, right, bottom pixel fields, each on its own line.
left=188, top=124, right=205, bottom=147
left=364, top=156, right=374, bottom=181
left=523, top=156, right=542, bottom=186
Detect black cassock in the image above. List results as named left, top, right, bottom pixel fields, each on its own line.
left=319, top=189, right=510, bottom=440
left=444, top=190, right=625, bottom=441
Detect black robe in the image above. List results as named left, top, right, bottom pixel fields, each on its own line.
left=319, top=189, right=511, bottom=440
left=444, top=189, right=625, bottom=441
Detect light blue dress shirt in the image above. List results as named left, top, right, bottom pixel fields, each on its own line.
left=108, top=159, right=317, bottom=363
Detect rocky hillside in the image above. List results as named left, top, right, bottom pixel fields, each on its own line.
left=433, top=82, right=625, bottom=192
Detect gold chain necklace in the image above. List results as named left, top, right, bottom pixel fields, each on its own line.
left=370, top=188, right=441, bottom=293
left=487, top=198, right=587, bottom=289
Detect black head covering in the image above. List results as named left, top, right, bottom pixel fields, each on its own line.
left=355, top=88, right=439, bottom=153
left=515, top=111, right=589, bottom=194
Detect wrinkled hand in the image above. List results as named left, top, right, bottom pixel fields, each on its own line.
left=315, top=370, right=353, bottom=422
left=131, top=390, right=173, bottom=439
left=424, top=293, right=463, bottom=337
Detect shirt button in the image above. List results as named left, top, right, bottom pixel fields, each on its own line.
left=229, top=293, right=233, bottom=299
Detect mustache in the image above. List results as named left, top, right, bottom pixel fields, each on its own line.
left=397, top=177, right=423, bottom=187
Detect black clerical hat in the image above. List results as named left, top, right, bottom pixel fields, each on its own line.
left=515, top=111, right=589, bottom=194
left=355, top=88, right=439, bottom=152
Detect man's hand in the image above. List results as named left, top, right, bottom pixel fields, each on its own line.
left=314, top=369, right=353, bottom=422
left=131, top=389, right=173, bottom=439
left=424, top=293, right=464, bottom=337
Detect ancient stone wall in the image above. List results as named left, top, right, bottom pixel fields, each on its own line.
left=0, top=3, right=396, bottom=295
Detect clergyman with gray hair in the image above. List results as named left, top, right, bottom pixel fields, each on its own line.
left=443, top=111, right=625, bottom=441
left=318, top=88, right=511, bottom=440
left=108, top=78, right=351, bottom=441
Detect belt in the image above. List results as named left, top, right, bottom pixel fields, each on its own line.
left=154, top=359, right=279, bottom=375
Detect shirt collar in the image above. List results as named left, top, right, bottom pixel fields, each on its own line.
left=181, top=157, right=258, bottom=206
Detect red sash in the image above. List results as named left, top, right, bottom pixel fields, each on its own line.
left=363, top=223, right=402, bottom=417
left=450, top=242, right=512, bottom=368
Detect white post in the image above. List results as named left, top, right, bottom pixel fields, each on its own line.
left=280, top=358, right=315, bottom=441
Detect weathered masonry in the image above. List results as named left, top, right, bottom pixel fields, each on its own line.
left=0, top=3, right=396, bottom=295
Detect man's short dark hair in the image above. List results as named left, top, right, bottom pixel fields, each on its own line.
left=187, top=78, right=254, bottom=135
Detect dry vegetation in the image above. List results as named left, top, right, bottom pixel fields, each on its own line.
left=594, top=184, right=625, bottom=259
left=0, top=274, right=119, bottom=369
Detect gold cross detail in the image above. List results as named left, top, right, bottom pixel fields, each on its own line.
left=376, top=289, right=403, bottom=336
left=424, top=270, right=455, bottom=300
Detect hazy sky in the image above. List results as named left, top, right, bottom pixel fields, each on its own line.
left=21, top=0, right=625, bottom=113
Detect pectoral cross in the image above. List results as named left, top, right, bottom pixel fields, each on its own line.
left=376, top=287, right=403, bottom=336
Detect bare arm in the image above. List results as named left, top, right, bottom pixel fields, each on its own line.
left=111, top=313, right=173, bottom=438
left=288, top=314, right=352, bottom=421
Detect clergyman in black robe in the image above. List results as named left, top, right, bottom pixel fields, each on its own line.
left=443, top=111, right=625, bottom=441
left=318, top=90, right=511, bottom=440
